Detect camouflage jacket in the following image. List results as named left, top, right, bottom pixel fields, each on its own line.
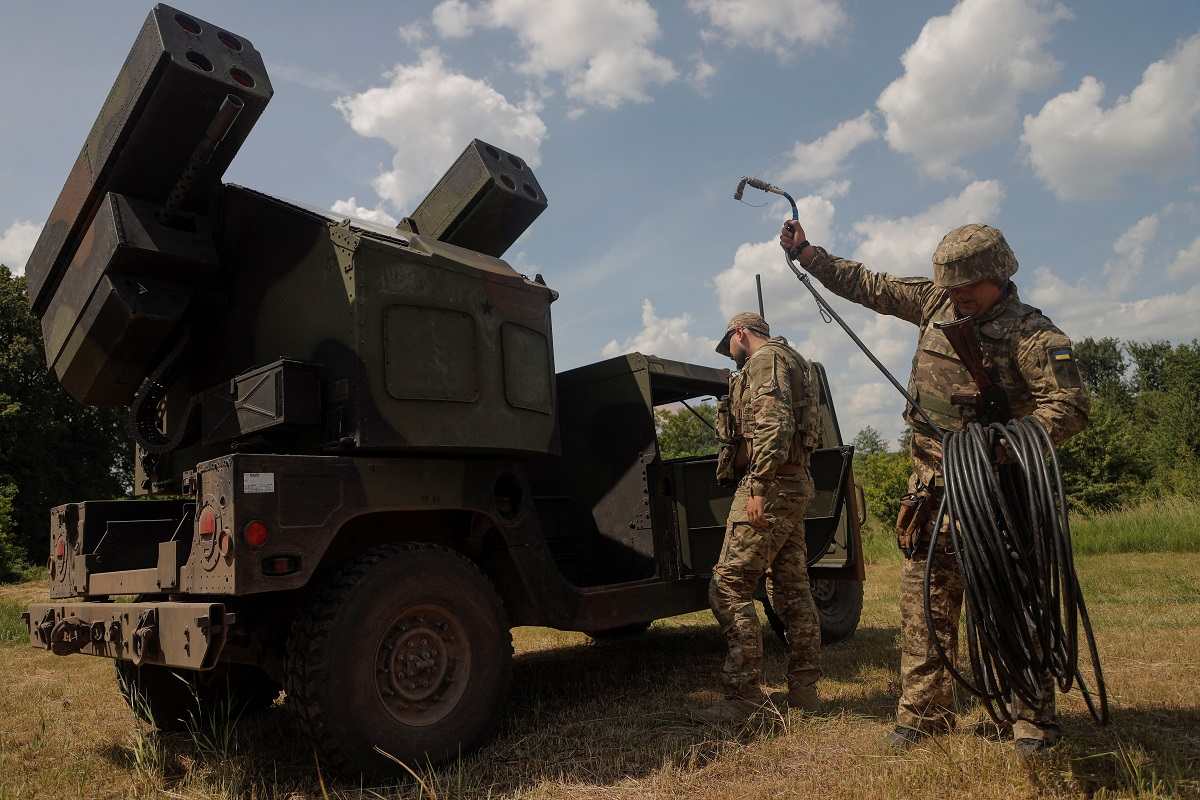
left=804, top=248, right=1089, bottom=482
left=716, top=337, right=820, bottom=496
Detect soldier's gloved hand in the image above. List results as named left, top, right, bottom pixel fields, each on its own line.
left=747, top=495, right=768, bottom=529
left=779, top=220, right=811, bottom=259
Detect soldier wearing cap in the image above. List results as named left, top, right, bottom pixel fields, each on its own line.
left=779, top=221, right=1088, bottom=754
left=694, top=311, right=824, bottom=723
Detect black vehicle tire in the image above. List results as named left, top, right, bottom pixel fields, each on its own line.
left=587, top=621, right=653, bottom=641
left=286, top=543, right=512, bottom=777
left=115, top=661, right=281, bottom=731
left=763, top=577, right=864, bottom=645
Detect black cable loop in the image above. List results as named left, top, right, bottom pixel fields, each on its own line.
left=923, top=418, right=1108, bottom=726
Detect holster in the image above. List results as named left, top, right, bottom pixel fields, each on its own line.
left=895, top=491, right=928, bottom=558
left=895, top=485, right=953, bottom=558
left=897, top=484, right=940, bottom=561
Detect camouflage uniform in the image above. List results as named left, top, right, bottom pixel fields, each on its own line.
left=710, top=314, right=823, bottom=699
left=800, top=224, right=1088, bottom=741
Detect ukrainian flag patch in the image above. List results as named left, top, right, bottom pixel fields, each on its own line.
left=1047, top=346, right=1080, bottom=389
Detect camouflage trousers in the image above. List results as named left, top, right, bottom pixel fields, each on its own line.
left=709, top=475, right=821, bottom=695
left=899, top=549, right=1059, bottom=741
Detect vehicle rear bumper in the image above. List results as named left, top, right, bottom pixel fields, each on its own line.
left=24, top=601, right=231, bottom=670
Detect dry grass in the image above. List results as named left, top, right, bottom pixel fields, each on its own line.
left=2, top=553, right=1198, bottom=799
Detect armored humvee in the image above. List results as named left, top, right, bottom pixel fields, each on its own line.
left=22, top=5, right=866, bottom=776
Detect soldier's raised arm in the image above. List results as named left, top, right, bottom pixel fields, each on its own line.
left=780, top=220, right=934, bottom=325
left=1014, top=318, right=1090, bottom=445
left=744, top=350, right=796, bottom=496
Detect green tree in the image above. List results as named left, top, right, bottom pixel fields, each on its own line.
left=857, top=451, right=910, bottom=526
left=0, top=265, right=131, bottom=574
left=1074, top=336, right=1129, bottom=403
left=1057, top=395, right=1150, bottom=511
left=0, top=479, right=26, bottom=579
left=1127, top=340, right=1172, bottom=394
left=655, top=403, right=718, bottom=459
left=851, top=425, right=887, bottom=456
left=1143, top=341, right=1200, bottom=497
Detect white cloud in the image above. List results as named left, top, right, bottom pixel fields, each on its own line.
left=688, top=0, right=847, bottom=59
left=331, top=197, right=399, bottom=227
left=432, top=0, right=479, bottom=38
left=601, top=299, right=718, bottom=363
left=688, top=53, right=717, bottom=93
left=1168, top=236, right=1200, bottom=279
left=1026, top=207, right=1200, bottom=345
left=334, top=49, right=547, bottom=213
left=877, top=0, right=1069, bottom=178
left=1022, top=34, right=1200, bottom=200
left=430, top=0, right=676, bottom=111
left=1102, top=214, right=1158, bottom=294
left=818, top=179, right=851, bottom=199
left=397, top=21, right=430, bottom=45
left=1028, top=265, right=1200, bottom=343
left=0, top=220, right=40, bottom=276
left=779, top=111, right=877, bottom=184
left=272, top=62, right=351, bottom=94
left=850, top=179, right=1005, bottom=275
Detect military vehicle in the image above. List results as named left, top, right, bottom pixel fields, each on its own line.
left=22, top=5, right=866, bottom=776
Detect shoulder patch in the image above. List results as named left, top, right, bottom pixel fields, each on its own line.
left=896, top=276, right=932, bottom=285
left=1047, top=345, right=1081, bottom=389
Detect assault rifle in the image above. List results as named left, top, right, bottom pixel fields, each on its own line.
left=933, top=316, right=1012, bottom=425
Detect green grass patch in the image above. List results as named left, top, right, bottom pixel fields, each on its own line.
left=857, top=495, right=1200, bottom=564
left=860, top=517, right=901, bottom=565
left=1070, top=496, right=1200, bottom=555
left=0, top=599, right=27, bottom=644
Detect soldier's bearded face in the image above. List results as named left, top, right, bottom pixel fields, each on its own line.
left=950, top=279, right=1004, bottom=317
left=730, top=330, right=749, bottom=368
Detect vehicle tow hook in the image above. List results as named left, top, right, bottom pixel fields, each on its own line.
left=49, top=617, right=88, bottom=656
left=130, top=609, right=159, bottom=666
left=34, top=609, right=55, bottom=647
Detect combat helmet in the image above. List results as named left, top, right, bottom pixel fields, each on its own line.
left=932, top=223, right=1018, bottom=289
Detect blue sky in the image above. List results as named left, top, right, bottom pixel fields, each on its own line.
left=2, top=0, right=1198, bottom=444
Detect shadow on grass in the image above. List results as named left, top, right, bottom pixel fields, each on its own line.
left=1043, top=705, right=1200, bottom=797
left=95, top=622, right=904, bottom=797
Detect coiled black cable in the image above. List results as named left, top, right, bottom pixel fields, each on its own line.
left=925, top=417, right=1108, bottom=726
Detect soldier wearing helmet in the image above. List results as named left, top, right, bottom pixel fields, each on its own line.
left=779, top=221, right=1089, bottom=755
left=693, top=311, right=824, bottom=723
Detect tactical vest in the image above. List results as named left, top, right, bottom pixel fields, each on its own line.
left=716, top=338, right=820, bottom=481
left=905, top=289, right=1042, bottom=434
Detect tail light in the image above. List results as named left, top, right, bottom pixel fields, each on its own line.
left=198, top=505, right=217, bottom=537
left=243, top=520, right=269, bottom=548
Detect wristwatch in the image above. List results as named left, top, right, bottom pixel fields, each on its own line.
left=789, top=239, right=810, bottom=261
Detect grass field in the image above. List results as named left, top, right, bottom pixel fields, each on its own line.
left=2, top=542, right=1198, bottom=800
left=857, top=496, right=1200, bottom=566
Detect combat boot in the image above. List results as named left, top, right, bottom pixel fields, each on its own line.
left=885, top=725, right=930, bottom=750
left=1014, top=730, right=1061, bottom=758
left=689, top=688, right=769, bottom=724
left=768, top=684, right=820, bottom=713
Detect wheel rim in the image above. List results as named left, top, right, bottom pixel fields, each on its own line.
left=810, top=578, right=836, bottom=607
left=375, top=604, right=471, bottom=726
